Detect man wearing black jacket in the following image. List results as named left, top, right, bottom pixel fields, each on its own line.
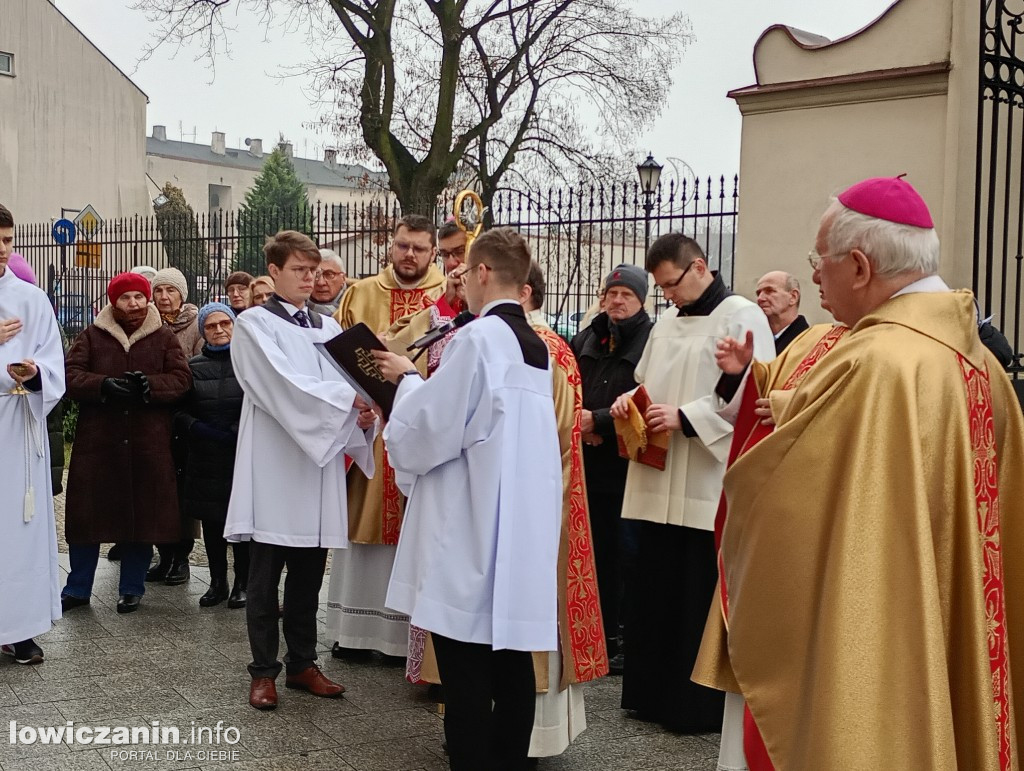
left=755, top=270, right=809, bottom=354
left=570, top=264, right=652, bottom=674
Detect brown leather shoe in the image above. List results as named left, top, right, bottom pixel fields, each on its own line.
left=285, top=665, right=345, bottom=698
left=249, top=677, right=278, bottom=710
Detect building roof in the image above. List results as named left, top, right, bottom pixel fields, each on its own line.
left=50, top=2, right=148, bottom=100
left=146, top=137, right=387, bottom=191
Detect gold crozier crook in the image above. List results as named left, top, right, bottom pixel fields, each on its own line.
left=453, top=190, right=485, bottom=252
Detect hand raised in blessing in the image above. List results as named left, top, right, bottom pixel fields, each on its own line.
left=715, top=330, right=755, bottom=374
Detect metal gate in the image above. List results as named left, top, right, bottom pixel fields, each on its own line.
left=974, top=0, right=1024, bottom=373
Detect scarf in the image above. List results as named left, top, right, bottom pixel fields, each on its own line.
left=113, top=306, right=148, bottom=336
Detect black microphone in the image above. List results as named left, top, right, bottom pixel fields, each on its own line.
left=407, top=310, right=475, bottom=351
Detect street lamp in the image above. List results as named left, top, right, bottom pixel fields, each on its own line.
left=636, top=153, right=663, bottom=253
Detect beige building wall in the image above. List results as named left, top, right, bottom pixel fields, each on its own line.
left=0, top=0, right=150, bottom=223
left=731, top=0, right=980, bottom=323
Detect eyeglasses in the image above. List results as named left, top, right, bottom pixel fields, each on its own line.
left=204, top=320, right=233, bottom=332
left=659, top=260, right=698, bottom=291
left=287, top=266, right=316, bottom=279
left=808, top=248, right=849, bottom=270
left=394, top=241, right=433, bottom=258
left=438, top=245, right=466, bottom=260
left=315, top=270, right=343, bottom=281
left=466, top=262, right=492, bottom=280
left=226, top=286, right=247, bottom=296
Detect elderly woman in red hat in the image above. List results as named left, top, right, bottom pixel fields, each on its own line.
left=62, top=272, right=192, bottom=613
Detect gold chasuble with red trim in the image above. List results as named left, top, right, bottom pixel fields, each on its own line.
left=335, top=264, right=445, bottom=544
left=707, top=291, right=1024, bottom=770
left=533, top=324, right=609, bottom=688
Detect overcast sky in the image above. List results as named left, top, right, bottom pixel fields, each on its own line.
left=57, top=0, right=894, bottom=181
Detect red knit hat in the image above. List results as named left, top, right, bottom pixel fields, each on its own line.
left=837, top=175, right=934, bottom=229
left=107, top=272, right=152, bottom=305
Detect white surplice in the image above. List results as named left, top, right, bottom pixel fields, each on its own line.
left=383, top=314, right=562, bottom=652
left=224, top=306, right=374, bottom=548
left=0, top=268, right=65, bottom=643
left=621, top=296, right=775, bottom=531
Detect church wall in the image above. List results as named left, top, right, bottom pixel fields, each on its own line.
left=731, top=0, right=985, bottom=324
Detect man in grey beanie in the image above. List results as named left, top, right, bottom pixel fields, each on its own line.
left=569, top=263, right=653, bottom=675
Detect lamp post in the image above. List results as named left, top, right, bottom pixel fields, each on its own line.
left=637, top=153, right=663, bottom=254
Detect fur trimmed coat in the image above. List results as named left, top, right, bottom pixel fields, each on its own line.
left=64, top=305, right=192, bottom=544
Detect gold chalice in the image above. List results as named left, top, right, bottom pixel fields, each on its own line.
left=8, top=362, right=32, bottom=395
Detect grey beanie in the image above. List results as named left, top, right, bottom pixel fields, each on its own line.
left=603, top=263, right=648, bottom=303
left=151, top=267, right=189, bottom=302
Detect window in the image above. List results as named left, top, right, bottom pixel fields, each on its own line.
left=0, top=52, right=12, bottom=76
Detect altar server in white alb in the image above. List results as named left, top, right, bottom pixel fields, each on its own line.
left=611, top=233, right=775, bottom=737
left=374, top=228, right=562, bottom=771
left=225, top=230, right=377, bottom=711
left=0, top=203, right=65, bottom=666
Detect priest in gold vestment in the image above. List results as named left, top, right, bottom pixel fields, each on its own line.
left=701, top=176, right=1024, bottom=771
left=385, top=219, right=470, bottom=683
left=327, top=215, right=445, bottom=657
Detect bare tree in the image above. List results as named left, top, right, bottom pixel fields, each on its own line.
left=132, top=0, right=688, bottom=214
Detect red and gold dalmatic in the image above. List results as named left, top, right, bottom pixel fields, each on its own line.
left=335, top=263, right=445, bottom=544
left=533, top=324, right=609, bottom=689
left=695, top=291, right=1024, bottom=770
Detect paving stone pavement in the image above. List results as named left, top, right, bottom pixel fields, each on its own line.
left=0, top=552, right=722, bottom=771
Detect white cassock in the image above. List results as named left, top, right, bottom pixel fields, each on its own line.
left=224, top=307, right=374, bottom=547
left=0, top=268, right=65, bottom=643
left=384, top=315, right=562, bottom=651
left=327, top=542, right=409, bottom=656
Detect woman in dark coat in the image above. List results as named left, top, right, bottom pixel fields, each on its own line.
left=176, top=302, right=249, bottom=608
left=62, top=273, right=192, bottom=614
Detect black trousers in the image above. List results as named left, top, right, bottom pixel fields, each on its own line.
left=246, top=540, right=327, bottom=679
left=203, top=525, right=249, bottom=585
left=156, top=538, right=195, bottom=563
left=431, top=634, right=536, bottom=771
left=620, top=521, right=724, bottom=732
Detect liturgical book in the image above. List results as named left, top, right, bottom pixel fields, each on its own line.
left=315, top=322, right=398, bottom=419
left=614, top=385, right=669, bottom=471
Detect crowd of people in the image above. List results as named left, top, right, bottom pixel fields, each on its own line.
left=3, top=173, right=1024, bottom=771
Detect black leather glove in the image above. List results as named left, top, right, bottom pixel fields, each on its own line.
left=101, top=377, right=135, bottom=402
left=124, top=371, right=152, bottom=402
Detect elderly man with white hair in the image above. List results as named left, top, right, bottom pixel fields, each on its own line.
left=308, top=249, right=347, bottom=316
left=754, top=270, right=808, bottom=354
left=703, top=176, right=1024, bottom=770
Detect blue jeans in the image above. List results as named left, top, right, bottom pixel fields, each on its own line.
left=63, top=543, right=151, bottom=599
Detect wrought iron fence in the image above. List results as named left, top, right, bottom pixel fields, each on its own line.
left=15, top=176, right=739, bottom=341
left=974, top=0, right=1024, bottom=375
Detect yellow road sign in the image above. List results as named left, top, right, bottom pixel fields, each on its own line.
left=74, top=204, right=104, bottom=238
left=75, top=242, right=102, bottom=269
